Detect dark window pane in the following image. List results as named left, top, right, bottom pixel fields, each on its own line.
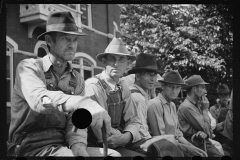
left=38, top=48, right=47, bottom=58
left=7, top=80, right=10, bottom=102
left=81, top=4, right=88, bottom=26
left=6, top=56, right=10, bottom=78
left=84, top=70, right=91, bottom=80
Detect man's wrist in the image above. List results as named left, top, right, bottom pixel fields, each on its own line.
left=71, top=142, right=87, bottom=150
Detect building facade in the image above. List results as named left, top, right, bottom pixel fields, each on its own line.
left=6, top=4, right=121, bottom=124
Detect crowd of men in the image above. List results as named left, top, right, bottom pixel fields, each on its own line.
left=7, top=11, right=232, bottom=157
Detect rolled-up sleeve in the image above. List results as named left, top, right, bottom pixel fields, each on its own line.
left=65, top=111, right=88, bottom=148
left=15, top=60, right=73, bottom=114
left=147, top=101, right=165, bottom=136
left=122, top=94, right=141, bottom=143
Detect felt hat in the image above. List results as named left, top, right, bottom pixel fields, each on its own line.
left=154, top=74, right=163, bottom=88
left=159, top=70, right=186, bottom=85
left=214, top=84, right=230, bottom=94
left=128, top=53, right=160, bottom=74
left=37, top=11, right=86, bottom=40
left=96, top=38, right=136, bottom=62
left=182, top=75, right=209, bottom=90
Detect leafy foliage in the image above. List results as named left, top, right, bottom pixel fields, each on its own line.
left=119, top=4, right=233, bottom=105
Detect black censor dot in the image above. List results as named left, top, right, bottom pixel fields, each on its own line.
left=72, top=108, right=92, bottom=129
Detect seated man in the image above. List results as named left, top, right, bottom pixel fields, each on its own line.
left=177, top=75, right=224, bottom=157
left=7, top=11, right=120, bottom=157
left=210, top=84, right=231, bottom=140
left=126, top=53, right=185, bottom=157
left=147, top=70, right=207, bottom=157
left=85, top=38, right=146, bottom=157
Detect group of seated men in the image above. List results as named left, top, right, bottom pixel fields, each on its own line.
left=7, top=11, right=232, bottom=157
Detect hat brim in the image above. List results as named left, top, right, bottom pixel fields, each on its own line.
left=182, top=82, right=209, bottom=90
left=158, top=80, right=187, bottom=86
left=128, top=67, right=160, bottom=74
left=96, top=53, right=137, bottom=63
left=37, top=31, right=87, bottom=41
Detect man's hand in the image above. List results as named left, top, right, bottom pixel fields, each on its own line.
left=107, top=132, right=131, bottom=149
left=195, top=131, right=208, bottom=139
left=71, top=143, right=89, bottom=157
left=200, top=96, right=209, bottom=111
left=83, top=101, right=111, bottom=136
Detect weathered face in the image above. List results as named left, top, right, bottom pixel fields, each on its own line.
left=136, top=71, right=158, bottom=91
left=48, top=33, right=79, bottom=62
left=162, top=83, right=182, bottom=101
left=194, top=84, right=207, bottom=98
left=218, top=93, right=230, bottom=106
left=103, top=54, right=130, bottom=78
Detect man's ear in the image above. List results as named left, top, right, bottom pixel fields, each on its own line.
left=45, top=35, right=52, bottom=47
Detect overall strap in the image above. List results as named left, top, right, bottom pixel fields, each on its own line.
left=36, top=58, right=77, bottom=93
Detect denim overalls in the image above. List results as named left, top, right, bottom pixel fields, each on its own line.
left=88, top=76, right=126, bottom=146
left=7, top=58, right=77, bottom=156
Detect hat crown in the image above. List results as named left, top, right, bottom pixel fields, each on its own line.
left=37, top=11, right=86, bottom=40
left=217, top=84, right=230, bottom=93
left=185, top=75, right=209, bottom=86
left=104, top=38, right=130, bottom=55
left=160, top=70, right=185, bottom=85
left=135, top=53, right=157, bottom=69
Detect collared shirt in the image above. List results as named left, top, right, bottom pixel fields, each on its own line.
left=9, top=55, right=88, bottom=148
left=209, top=103, right=228, bottom=123
left=129, top=84, right=152, bottom=140
left=178, top=95, right=212, bottom=139
left=85, top=70, right=141, bottom=143
left=147, top=93, right=183, bottom=138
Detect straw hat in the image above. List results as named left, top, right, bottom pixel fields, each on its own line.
left=96, top=38, right=136, bottom=62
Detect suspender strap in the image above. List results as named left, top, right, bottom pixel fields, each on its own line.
left=130, top=89, right=142, bottom=94
left=69, top=72, right=77, bottom=88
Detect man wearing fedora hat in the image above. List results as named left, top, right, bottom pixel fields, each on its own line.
left=7, top=11, right=120, bottom=157
left=147, top=70, right=207, bottom=157
left=209, top=84, right=232, bottom=156
left=210, top=84, right=231, bottom=133
left=85, top=38, right=147, bottom=157
left=177, top=75, right=224, bottom=157
left=124, top=54, right=186, bottom=157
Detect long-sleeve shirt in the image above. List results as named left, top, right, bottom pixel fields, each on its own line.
left=147, top=93, right=183, bottom=138
left=85, top=70, right=141, bottom=143
left=177, top=95, right=212, bottom=139
left=9, top=55, right=90, bottom=148
left=129, top=84, right=152, bottom=140
left=222, top=110, right=233, bottom=140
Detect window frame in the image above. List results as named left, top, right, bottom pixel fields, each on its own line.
left=79, top=4, right=92, bottom=28
left=6, top=43, right=13, bottom=107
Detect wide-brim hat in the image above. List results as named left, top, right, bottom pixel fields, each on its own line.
left=159, top=70, right=186, bottom=85
left=37, top=11, right=86, bottom=41
left=182, top=75, right=209, bottom=90
left=96, top=38, right=136, bottom=62
left=213, top=84, right=230, bottom=94
left=128, top=53, right=160, bottom=74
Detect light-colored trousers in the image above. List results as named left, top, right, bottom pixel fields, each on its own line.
left=35, top=146, right=121, bottom=157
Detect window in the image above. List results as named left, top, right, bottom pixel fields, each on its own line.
left=80, top=4, right=92, bottom=27
left=72, top=56, right=94, bottom=80
left=7, top=43, right=13, bottom=106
